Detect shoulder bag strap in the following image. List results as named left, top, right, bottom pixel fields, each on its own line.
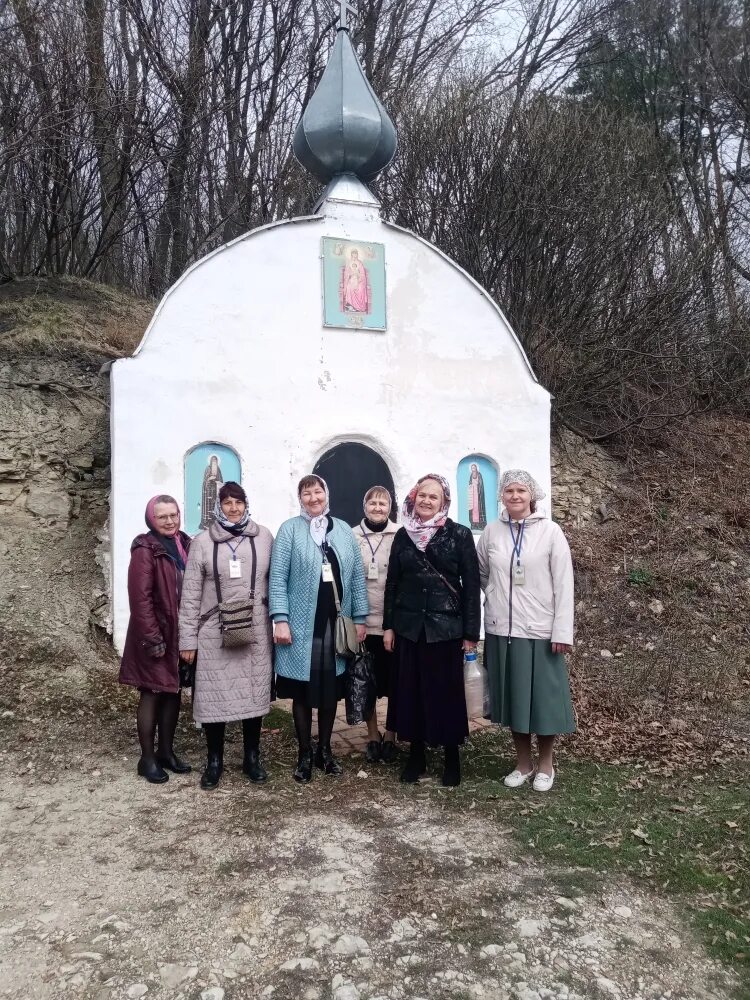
left=417, top=549, right=462, bottom=603
left=212, top=540, right=223, bottom=605
left=249, top=536, right=257, bottom=596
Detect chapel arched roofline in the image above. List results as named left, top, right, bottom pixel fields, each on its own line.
left=130, top=211, right=541, bottom=388
left=383, top=219, right=539, bottom=385
left=131, top=213, right=323, bottom=356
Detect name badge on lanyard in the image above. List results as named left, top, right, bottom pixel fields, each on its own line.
left=229, top=557, right=242, bottom=579
left=509, top=519, right=526, bottom=587
left=322, top=561, right=334, bottom=583
left=368, top=561, right=379, bottom=581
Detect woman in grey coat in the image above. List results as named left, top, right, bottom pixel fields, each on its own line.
left=179, top=482, right=274, bottom=790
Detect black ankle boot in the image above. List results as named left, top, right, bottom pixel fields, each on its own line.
left=242, top=748, right=268, bottom=784
left=293, top=749, right=313, bottom=783
left=314, top=744, right=343, bottom=776
left=137, top=756, right=169, bottom=784
left=200, top=752, right=223, bottom=789
left=442, top=746, right=460, bottom=787
left=200, top=723, right=225, bottom=790
left=400, top=743, right=426, bottom=784
left=157, top=752, right=192, bottom=774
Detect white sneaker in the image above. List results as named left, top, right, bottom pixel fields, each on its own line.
left=533, top=768, right=555, bottom=792
left=504, top=768, right=535, bottom=788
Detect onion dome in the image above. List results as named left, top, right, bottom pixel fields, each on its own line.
left=293, top=27, right=397, bottom=185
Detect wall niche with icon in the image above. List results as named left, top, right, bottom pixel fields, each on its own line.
left=184, top=443, right=242, bottom=536
left=456, top=455, right=499, bottom=533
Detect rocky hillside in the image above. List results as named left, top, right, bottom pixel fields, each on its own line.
left=0, top=277, right=747, bottom=758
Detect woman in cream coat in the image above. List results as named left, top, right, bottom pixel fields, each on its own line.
left=354, top=486, right=399, bottom=763
left=477, top=470, right=574, bottom=792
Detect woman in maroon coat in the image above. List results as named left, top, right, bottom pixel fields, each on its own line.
left=119, top=494, right=192, bottom=784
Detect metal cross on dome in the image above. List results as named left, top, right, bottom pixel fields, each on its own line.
left=335, top=0, right=359, bottom=30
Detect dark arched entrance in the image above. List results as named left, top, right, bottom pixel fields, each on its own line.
left=313, top=442, right=397, bottom=526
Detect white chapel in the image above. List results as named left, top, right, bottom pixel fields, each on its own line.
left=110, top=12, right=551, bottom=651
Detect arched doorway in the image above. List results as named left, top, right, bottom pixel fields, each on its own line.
left=313, top=442, right=396, bottom=526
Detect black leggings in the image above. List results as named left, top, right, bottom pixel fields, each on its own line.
left=136, top=691, right=181, bottom=760
left=292, top=701, right=336, bottom=753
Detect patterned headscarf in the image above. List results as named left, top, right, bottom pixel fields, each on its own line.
left=500, top=469, right=546, bottom=502
left=299, top=475, right=331, bottom=547
left=401, top=474, right=451, bottom=551
left=213, top=481, right=251, bottom=534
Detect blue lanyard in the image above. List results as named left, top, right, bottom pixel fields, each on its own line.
left=507, top=519, right=525, bottom=565
left=360, top=527, right=385, bottom=562
left=225, top=537, right=245, bottom=560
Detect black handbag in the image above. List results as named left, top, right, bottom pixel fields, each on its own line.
left=344, top=646, right=377, bottom=725
left=178, top=655, right=195, bottom=690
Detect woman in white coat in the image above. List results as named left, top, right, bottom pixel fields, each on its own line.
left=477, top=470, right=574, bottom=792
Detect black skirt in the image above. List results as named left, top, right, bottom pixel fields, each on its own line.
left=275, top=544, right=344, bottom=710
left=392, top=631, right=468, bottom=747
left=364, top=633, right=396, bottom=731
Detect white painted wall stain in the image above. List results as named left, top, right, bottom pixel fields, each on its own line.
left=110, top=176, right=551, bottom=652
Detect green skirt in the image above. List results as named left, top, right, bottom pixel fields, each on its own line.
left=485, top=634, right=576, bottom=736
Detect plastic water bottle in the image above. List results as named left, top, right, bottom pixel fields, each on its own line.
left=463, top=649, right=483, bottom=719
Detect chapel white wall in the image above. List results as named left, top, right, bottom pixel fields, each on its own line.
left=111, top=190, right=550, bottom=652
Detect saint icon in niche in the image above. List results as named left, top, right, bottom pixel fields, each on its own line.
left=200, top=454, right=223, bottom=529
left=467, top=462, right=487, bottom=531
left=340, top=248, right=371, bottom=314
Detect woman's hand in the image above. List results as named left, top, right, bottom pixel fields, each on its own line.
left=274, top=622, right=293, bottom=645
left=551, top=642, right=572, bottom=655
left=149, top=641, right=166, bottom=659
left=180, top=649, right=196, bottom=664
left=463, top=639, right=478, bottom=653
left=356, top=624, right=367, bottom=644
left=383, top=629, right=395, bottom=652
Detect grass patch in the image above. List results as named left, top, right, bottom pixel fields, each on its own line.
left=0, top=275, right=154, bottom=358
left=442, top=730, right=750, bottom=983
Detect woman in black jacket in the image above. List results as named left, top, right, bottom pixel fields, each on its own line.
left=383, top=474, right=480, bottom=787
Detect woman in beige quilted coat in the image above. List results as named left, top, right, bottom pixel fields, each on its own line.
left=179, top=482, right=274, bottom=790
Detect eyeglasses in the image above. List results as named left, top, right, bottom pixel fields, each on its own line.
left=154, top=514, right=179, bottom=522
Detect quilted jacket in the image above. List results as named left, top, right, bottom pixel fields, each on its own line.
left=119, top=531, right=191, bottom=694
left=178, top=519, right=274, bottom=723
left=382, top=519, right=481, bottom=643
left=269, top=516, right=369, bottom=681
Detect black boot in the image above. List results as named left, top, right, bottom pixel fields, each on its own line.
left=293, top=748, right=313, bottom=784
left=442, top=745, right=461, bottom=787
left=157, top=752, right=192, bottom=774
left=314, top=744, right=343, bottom=776
left=241, top=717, right=267, bottom=783
left=200, top=722, right=225, bottom=790
left=137, top=756, right=169, bottom=784
left=400, top=742, right=426, bottom=784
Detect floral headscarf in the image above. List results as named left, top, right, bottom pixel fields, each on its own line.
left=500, top=469, right=546, bottom=502
left=401, top=474, right=451, bottom=551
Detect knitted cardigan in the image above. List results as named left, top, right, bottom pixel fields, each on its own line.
left=269, top=515, right=369, bottom=681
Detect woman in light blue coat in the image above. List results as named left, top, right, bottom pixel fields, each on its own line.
left=270, top=474, right=368, bottom=783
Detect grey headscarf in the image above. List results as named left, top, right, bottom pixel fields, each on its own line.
left=500, top=469, right=546, bottom=502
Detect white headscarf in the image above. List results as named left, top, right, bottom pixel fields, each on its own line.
left=500, top=469, right=546, bottom=502
left=299, top=475, right=331, bottom=546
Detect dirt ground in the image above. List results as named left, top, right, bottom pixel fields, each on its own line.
left=1, top=277, right=748, bottom=1000
left=0, top=695, right=742, bottom=1000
